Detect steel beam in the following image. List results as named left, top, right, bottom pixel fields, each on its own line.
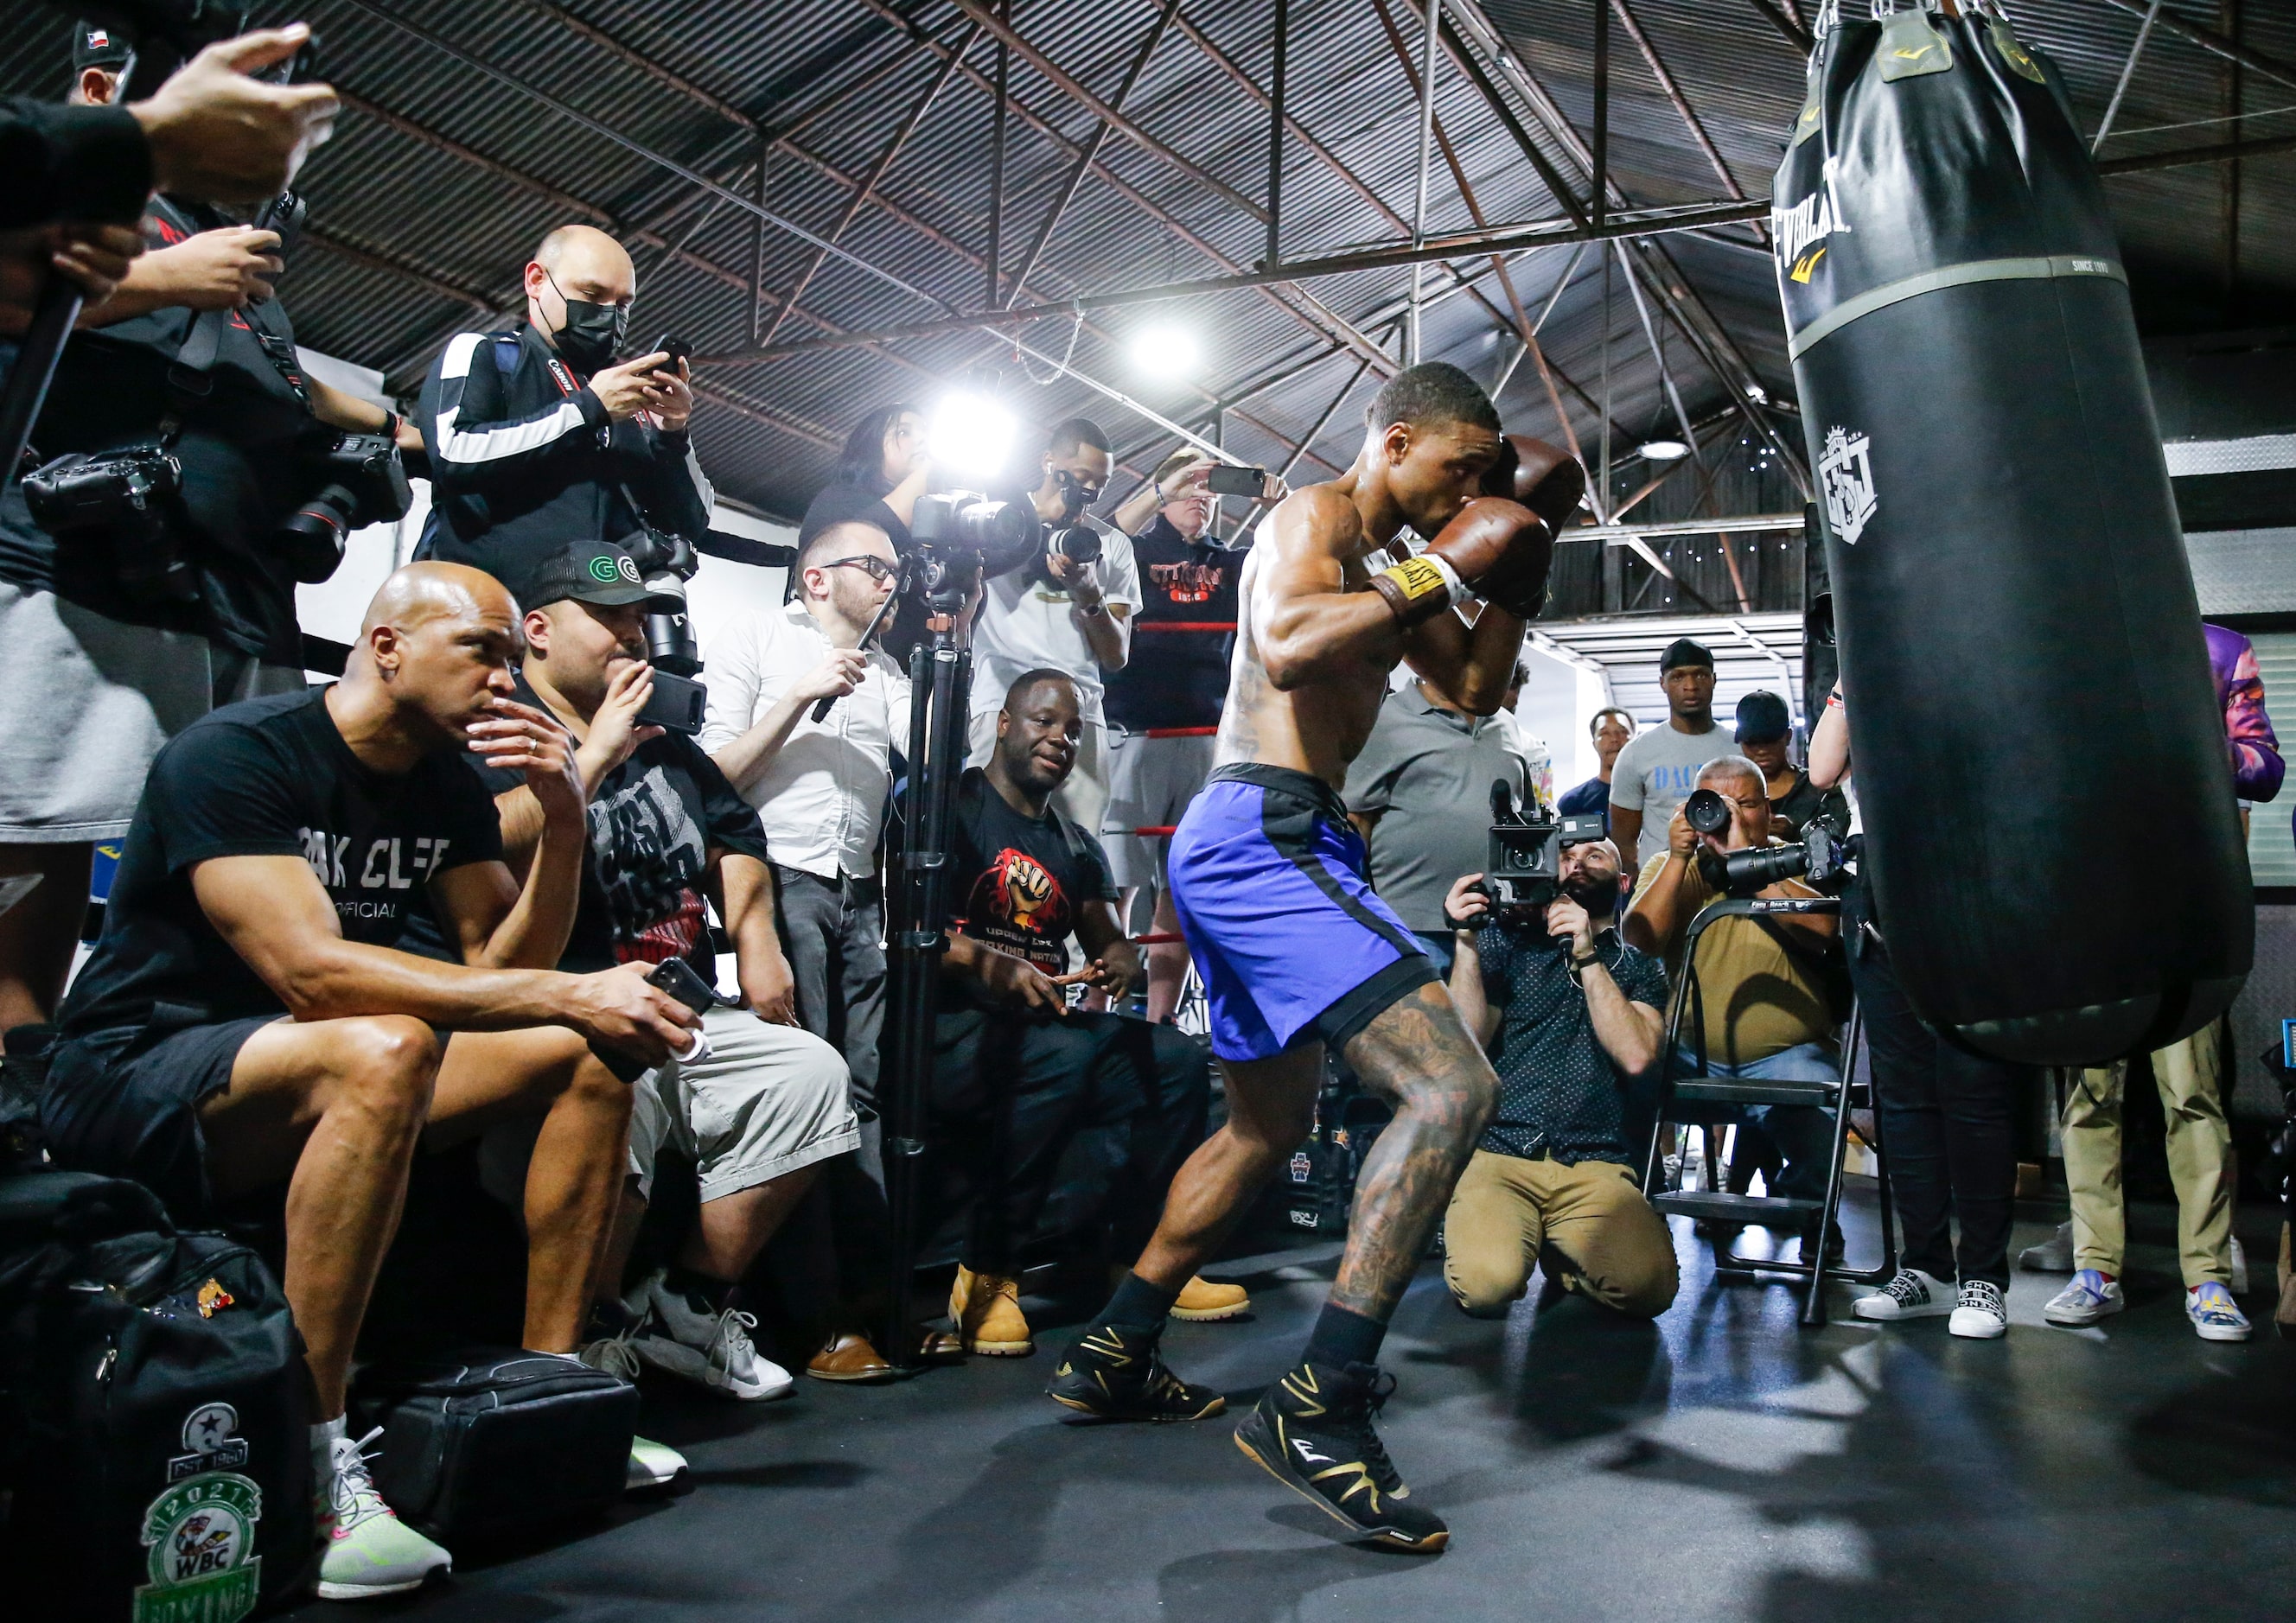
left=2094, top=0, right=2165, bottom=151
left=1610, top=0, right=1759, bottom=235
left=939, top=0, right=1268, bottom=222
left=2100, top=0, right=2296, bottom=97
left=758, top=29, right=979, bottom=351
left=1265, top=0, right=1288, bottom=270
left=1747, top=0, right=1814, bottom=54
left=2096, top=130, right=2296, bottom=173
left=1006, top=0, right=1182, bottom=308
left=702, top=196, right=1769, bottom=365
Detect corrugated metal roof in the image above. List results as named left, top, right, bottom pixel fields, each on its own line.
left=0, top=0, right=2280, bottom=523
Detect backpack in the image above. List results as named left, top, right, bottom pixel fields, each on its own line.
left=358, top=1347, right=637, bottom=1542
left=0, top=1166, right=311, bottom=1621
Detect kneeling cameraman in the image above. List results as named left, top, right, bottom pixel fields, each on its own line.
left=1438, top=830, right=1678, bottom=1320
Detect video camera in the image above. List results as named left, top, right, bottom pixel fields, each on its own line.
left=909, top=489, right=1043, bottom=605
left=1682, top=786, right=1853, bottom=897
left=1478, top=780, right=1607, bottom=910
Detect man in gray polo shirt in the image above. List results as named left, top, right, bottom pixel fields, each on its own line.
left=1343, top=676, right=1542, bottom=974
left=1608, top=638, right=1726, bottom=881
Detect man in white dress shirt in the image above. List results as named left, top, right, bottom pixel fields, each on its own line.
left=702, top=519, right=909, bottom=1118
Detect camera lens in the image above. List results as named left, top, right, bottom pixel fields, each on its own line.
left=1047, top=522, right=1101, bottom=567
left=646, top=608, right=701, bottom=676
left=1684, top=786, right=1732, bottom=837
left=277, top=484, right=356, bottom=583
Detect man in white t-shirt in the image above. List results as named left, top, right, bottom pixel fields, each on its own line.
left=966, top=417, right=1141, bottom=837
left=1607, top=638, right=1725, bottom=879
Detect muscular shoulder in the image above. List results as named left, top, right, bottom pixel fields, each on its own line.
left=1266, top=482, right=1368, bottom=562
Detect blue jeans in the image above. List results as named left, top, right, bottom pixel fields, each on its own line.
left=1673, top=1041, right=1840, bottom=1204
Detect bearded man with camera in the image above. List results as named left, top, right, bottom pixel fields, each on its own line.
left=965, top=416, right=1140, bottom=837
left=1623, top=754, right=1842, bottom=1215
left=1437, top=825, right=1678, bottom=1321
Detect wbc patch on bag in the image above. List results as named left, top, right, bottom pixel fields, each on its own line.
left=135, top=1404, right=265, bottom=1623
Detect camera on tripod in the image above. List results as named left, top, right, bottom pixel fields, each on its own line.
left=909, top=489, right=1043, bottom=603
left=1682, top=786, right=1852, bottom=897
left=1477, top=782, right=1607, bottom=910
left=275, top=430, right=411, bottom=583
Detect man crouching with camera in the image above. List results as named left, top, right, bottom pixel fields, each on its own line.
left=1438, top=826, right=1679, bottom=1320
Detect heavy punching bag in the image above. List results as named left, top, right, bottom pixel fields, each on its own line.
left=1774, top=0, right=2248, bottom=1065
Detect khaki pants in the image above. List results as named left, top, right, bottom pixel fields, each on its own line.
left=2063, top=1023, right=2235, bottom=1288
left=967, top=707, right=1108, bottom=841
left=1442, top=1150, right=1679, bottom=1320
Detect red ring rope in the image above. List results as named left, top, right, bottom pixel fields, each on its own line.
left=1133, top=621, right=1235, bottom=632
left=1143, top=726, right=1217, bottom=738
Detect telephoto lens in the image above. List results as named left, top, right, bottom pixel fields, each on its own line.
left=1045, top=521, right=1102, bottom=567
left=1683, top=786, right=1732, bottom=837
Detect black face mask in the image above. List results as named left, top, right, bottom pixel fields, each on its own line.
left=545, top=270, right=628, bottom=372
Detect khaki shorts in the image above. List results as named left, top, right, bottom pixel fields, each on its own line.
left=1102, top=729, right=1216, bottom=890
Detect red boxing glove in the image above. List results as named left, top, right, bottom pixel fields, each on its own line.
left=1368, top=497, right=1553, bottom=627
left=1482, top=434, right=1586, bottom=532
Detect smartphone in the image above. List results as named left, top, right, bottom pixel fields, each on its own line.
left=636, top=668, right=706, bottom=735
left=647, top=334, right=693, bottom=372
left=1205, top=463, right=1271, bottom=499
left=647, top=957, right=727, bottom=1015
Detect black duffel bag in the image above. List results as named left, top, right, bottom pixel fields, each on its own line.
left=0, top=1166, right=311, bottom=1621
left=359, top=1348, right=636, bottom=1542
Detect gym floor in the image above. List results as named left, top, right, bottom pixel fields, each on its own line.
left=301, top=1187, right=2296, bottom=1621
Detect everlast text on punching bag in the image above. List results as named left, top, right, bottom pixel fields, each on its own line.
left=1774, top=1, right=2248, bottom=1065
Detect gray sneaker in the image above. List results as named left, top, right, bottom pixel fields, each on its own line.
left=2019, top=1219, right=2074, bottom=1273
left=2044, top=1269, right=2124, bottom=1326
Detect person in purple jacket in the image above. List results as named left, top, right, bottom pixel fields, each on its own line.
left=2205, top=621, right=2286, bottom=821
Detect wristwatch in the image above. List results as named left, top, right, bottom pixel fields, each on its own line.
left=1569, top=947, right=1600, bottom=969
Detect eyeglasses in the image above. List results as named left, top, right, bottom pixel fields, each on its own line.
left=823, top=556, right=898, bottom=582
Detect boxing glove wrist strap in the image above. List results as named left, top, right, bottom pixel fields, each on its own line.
left=1369, top=549, right=1464, bottom=627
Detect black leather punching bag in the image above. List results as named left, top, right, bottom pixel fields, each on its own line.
left=1774, top=2, right=2248, bottom=1065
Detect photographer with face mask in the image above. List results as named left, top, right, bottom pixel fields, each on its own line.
left=966, top=417, right=1140, bottom=838
left=1436, top=833, right=1677, bottom=1320
left=414, top=224, right=712, bottom=610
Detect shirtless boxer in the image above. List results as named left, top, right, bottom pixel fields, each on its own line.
left=1046, top=363, right=1583, bottom=1551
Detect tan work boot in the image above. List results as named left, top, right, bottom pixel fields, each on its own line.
left=1170, top=1276, right=1251, bottom=1322
left=950, top=1264, right=1033, bottom=1355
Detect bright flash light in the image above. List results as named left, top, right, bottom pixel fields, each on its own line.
left=1130, top=325, right=1200, bottom=377
left=1638, top=439, right=1691, bottom=461
left=928, top=390, right=1016, bottom=477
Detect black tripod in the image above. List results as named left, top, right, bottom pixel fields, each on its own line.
left=876, top=555, right=976, bottom=1369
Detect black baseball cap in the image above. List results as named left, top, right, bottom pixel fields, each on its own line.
left=73, top=20, right=134, bottom=70
left=1659, top=637, right=1713, bottom=673
left=1734, top=690, right=1791, bottom=744
left=522, top=541, right=683, bottom=611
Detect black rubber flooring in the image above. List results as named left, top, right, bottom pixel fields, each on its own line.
left=304, top=1189, right=2296, bottom=1620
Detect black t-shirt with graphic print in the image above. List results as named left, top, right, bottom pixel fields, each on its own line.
left=1473, top=921, right=1669, bottom=1166
left=405, top=675, right=774, bottom=983
left=1100, top=514, right=1240, bottom=732
left=59, top=687, right=504, bottom=1041
left=944, top=767, right=1116, bottom=1006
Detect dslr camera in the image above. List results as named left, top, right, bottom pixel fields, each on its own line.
left=910, top=489, right=1043, bottom=603
left=22, top=441, right=193, bottom=601
left=1478, top=781, right=1608, bottom=910
left=1682, top=786, right=1852, bottom=897
left=276, top=430, right=411, bottom=583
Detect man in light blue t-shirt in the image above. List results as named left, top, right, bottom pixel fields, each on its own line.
left=1607, top=638, right=1725, bottom=879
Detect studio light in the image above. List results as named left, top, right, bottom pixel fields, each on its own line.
left=928, top=390, right=1017, bottom=478
left=1638, top=439, right=1691, bottom=461
left=1130, top=325, right=1200, bottom=377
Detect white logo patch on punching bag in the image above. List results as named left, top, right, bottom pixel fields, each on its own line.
left=1820, top=427, right=1879, bottom=544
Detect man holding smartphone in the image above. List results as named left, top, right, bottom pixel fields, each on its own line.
left=412, top=540, right=859, bottom=1411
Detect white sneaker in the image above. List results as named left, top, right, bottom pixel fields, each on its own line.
left=627, top=1270, right=795, bottom=1401
left=627, top=1434, right=689, bottom=1492
left=2187, top=1281, right=2252, bottom=1342
left=2044, top=1269, right=2124, bottom=1326
left=1948, top=1279, right=2009, bottom=1339
left=1852, top=1267, right=1956, bottom=1321
left=315, top=1428, right=452, bottom=1601
left=2019, top=1219, right=2075, bottom=1273
left=2230, top=1236, right=2250, bottom=1295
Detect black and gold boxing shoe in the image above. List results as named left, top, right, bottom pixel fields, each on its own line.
left=1044, top=1322, right=1227, bottom=1423
left=1232, top=1361, right=1449, bottom=1553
